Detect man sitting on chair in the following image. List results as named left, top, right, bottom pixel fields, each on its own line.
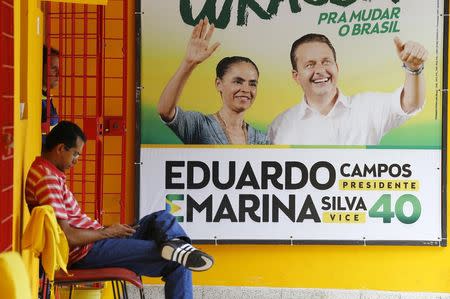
left=25, top=121, right=214, bottom=299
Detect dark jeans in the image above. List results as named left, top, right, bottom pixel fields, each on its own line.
left=71, top=210, right=193, bottom=299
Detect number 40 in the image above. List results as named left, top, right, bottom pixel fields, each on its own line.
left=368, top=194, right=421, bottom=224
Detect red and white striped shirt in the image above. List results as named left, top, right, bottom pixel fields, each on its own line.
left=25, top=157, right=102, bottom=264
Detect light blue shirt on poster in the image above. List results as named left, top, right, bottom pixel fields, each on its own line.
left=163, top=107, right=268, bottom=145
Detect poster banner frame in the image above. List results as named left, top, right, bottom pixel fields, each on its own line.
left=135, top=0, right=448, bottom=246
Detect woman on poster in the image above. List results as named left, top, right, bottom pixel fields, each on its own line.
left=157, top=18, right=268, bottom=145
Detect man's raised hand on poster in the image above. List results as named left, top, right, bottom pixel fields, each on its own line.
left=393, top=37, right=427, bottom=114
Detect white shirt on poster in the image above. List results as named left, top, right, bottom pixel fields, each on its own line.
left=268, top=87, right=419, bottom=145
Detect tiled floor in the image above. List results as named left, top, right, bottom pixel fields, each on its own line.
left=126, top=285, right=450, bottom=299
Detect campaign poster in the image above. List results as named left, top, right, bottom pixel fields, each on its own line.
left=139, top=0, right=446, bottom=245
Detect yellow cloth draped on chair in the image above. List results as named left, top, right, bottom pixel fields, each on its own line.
left=22, top=205, right=69, bottom=281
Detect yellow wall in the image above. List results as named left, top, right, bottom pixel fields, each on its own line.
left=10, top=0, right=450, bottom=295
left=14, top=0, right=45, bottom=246
left=13, top=0, right=44, bottom=296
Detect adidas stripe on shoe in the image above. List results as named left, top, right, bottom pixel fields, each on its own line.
left=161, top=240, right=214, bottom=272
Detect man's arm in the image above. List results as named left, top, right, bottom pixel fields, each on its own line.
left=394, top=37, right=428, bottom=114
left=157, top=18, right=220, bottom=122
left=58, top=219, right=135, bottom=248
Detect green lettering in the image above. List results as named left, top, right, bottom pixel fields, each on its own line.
left=179, top=0, right=232, bottom=29
left=304, top=0, right=328, bottom=6
left=381, top=21, right=390, bottom=33
left=328, top=12, right=338, bottom=24
left=380, top=8, right=390, bottom=20
left=391, top=7, right=401, bottom=18
left=349, top=10, right=362, bottom=22
left=361, top=10, right=371, bottom=21
left=391, top=21, right=400, bottom=33
left=318, top=12, right=329, bottom=24
left=337, top=11, right=347, bottom=23
left=395, top=194, right=421, bottom=224
left=289, top=0, right=302, bottom=13
left=371, top=8, right=382, bottom=20
left=339, top=24, right=350, bottom=36
left=267, top=0, right=302, bottom=16
left=237, top=0, right=272, bottom=26
left=267, top=0, right=302, bottom=14
left=370, top=22, right=380, bottom=34
left=352, top=23, right=361, bottom=35
left=330, top=0, right=357, bottom=7
left=361, top=22, right=371, bottom=35
left=368, top=194, right=394, bottom=223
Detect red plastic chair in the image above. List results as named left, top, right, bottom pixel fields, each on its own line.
left=24, top=206, right=145, bottom=299
left=49, top=267, right=145, bottom=299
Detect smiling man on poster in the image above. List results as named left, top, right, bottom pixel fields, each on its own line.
left=268, top=34, right=428, bottom=145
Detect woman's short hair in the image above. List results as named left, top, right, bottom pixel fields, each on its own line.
left=216, top=56, right=259, bottom=79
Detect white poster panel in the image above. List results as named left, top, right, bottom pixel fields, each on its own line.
left=140, top=147, right=441, bottom=243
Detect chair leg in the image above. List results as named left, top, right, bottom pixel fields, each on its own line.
left=139, top=275, right=146, bottom=299
left=69, top=285, right=74, bottom=299
left=139, top=287, right=145, bottom=299
left=116, top=280, right=124, bottom=299
left=112, top=280, right=120, bottom=299
left=42, top=275, right=51, bottom=299
left=40, top=277, right=45, bottom=299
left=117, top=280, right=122, bottom=299
left=121, top=280, right=129, bottom=299
left=111, top=281, right=116, bottom=299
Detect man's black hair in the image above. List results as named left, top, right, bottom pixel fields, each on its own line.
left=216, top=56, right=259, bottom=79
left=290, top=33, right=337, bottom=71
left=43, top=121, right=86, bottom=152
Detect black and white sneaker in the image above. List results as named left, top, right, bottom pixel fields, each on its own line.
left=161, top=239, right=214, bottom=272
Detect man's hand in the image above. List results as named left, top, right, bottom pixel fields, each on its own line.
left=184, top=17, right=220, bottom=66
left=58, top=219, right=136, bottom=248
left=394, top=37, right=428, bottom=71
left=394, top=37, right=427, bottom=113
left=101, top=223, right=136, bottom=238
